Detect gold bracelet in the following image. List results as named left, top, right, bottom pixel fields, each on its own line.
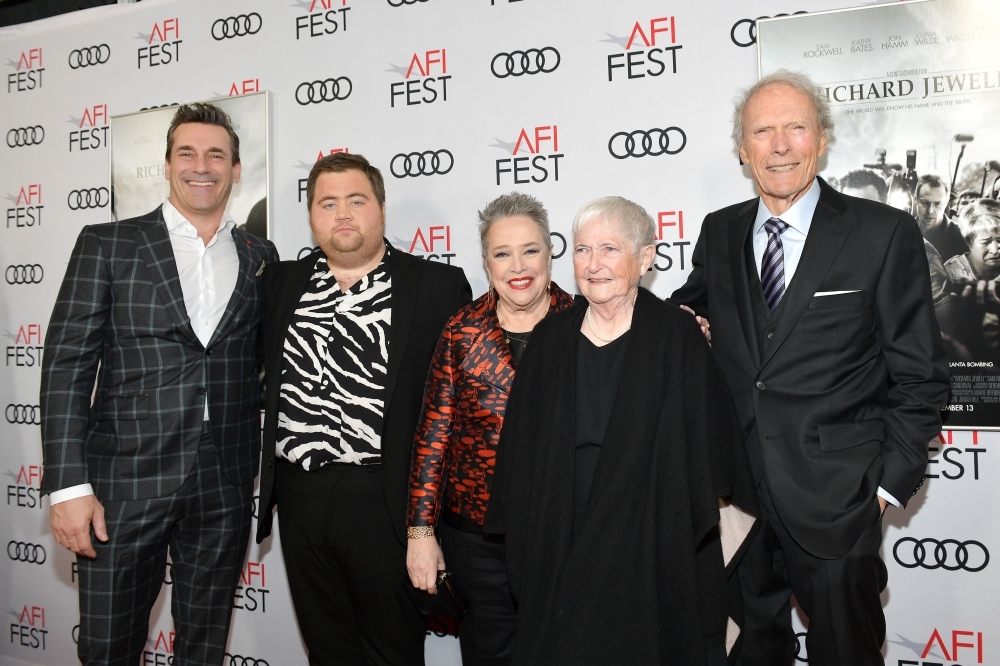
left=407, top=526, right=435, bottom=539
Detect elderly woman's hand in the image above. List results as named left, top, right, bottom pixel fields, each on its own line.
left=679, top=305, right=712, bottom=345
left=407, top=535, right=446, bottom=594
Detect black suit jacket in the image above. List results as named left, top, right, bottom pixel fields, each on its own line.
left=255, top=245, right=471, bottom=545
left=41, top=206, right=279, bottom=501
left=670, top=179, right=949, bottom=558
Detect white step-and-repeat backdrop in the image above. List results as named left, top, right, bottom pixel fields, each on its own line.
left=1, top=0, right=994, bottom=664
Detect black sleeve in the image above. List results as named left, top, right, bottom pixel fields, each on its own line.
left=667, top=214, right=711, bottom=317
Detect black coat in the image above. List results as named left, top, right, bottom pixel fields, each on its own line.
left=484, top=289, right=758, bottom=665
left=255, top=246, right=471, bottom=544
left=670, top=179, right=950, bottom=558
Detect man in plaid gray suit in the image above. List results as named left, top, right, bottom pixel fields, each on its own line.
left=40, top=103, right=278, bottom=665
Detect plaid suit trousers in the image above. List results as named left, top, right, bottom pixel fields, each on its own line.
left=77, top=423, right=253, bottom=666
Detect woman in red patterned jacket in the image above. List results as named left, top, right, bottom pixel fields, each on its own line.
left=406, top=192, right=575, bottom=665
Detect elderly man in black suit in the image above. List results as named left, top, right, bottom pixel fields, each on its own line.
left=671, top=70, right=949, bottom=665
left=255, top=152, right=471, bottom=664
left=41, top=103, right=278, bottom=665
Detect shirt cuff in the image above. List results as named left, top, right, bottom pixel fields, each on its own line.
left=877, top=486, right=901, bottom=508
left=49, top=483, right=95, bottom=505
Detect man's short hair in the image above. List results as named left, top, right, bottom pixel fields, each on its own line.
left=914, top=173, right=950, bottom=198
left=306, top=153, right=386, bottom=209
left=732, top=69, right=834, bottom=150
left=839, top=169, right=888, bottom=203
left=165, top=102, right=240, bottom=165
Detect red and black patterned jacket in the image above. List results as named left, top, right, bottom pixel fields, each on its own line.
left=407, top=283, right=575, bottom=528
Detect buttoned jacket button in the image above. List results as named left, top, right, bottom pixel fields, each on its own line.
left=197, top=387, right=207, bottom=396
left=767, top=331, right=774, bottom=339
left=756, top=381, right=765, bottom=390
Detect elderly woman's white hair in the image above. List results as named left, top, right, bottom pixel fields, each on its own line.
left=571, top=196, right=655, bottom=254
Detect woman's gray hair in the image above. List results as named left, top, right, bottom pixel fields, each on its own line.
left=477, top=192, right=550, bottom=255
left=571, top=196, right=655, bottom=254
left=959, top=199, right=1000, bottom=245
left=732, top=69, right=834, bottom=150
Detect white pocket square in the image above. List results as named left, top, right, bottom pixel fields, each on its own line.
left=814, top=290, right=860, bottom=296
left=255, top=261, right=266, bottom=277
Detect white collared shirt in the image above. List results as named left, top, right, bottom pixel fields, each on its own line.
left=749, top=178, right=900, bottom=509
left=51, top=200, right=240, bottom=505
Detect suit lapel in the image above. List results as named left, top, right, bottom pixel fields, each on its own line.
left=209, top=228, right=258, bottom=346
left=760, top=182, right=852, bottom=370
left=728, top=201, right=762, bottom=369
left=132, top=207, right=200, bottom=346
left=383, top=247, right=418, bottom=414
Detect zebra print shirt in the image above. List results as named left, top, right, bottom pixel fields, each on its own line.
left=276, top=248, right=392, bottom=469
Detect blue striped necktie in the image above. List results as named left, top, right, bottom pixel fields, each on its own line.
left=761, top=217, right=790, bottom=313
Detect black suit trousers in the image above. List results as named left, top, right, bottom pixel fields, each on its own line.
left=275, top=460, right=425, bottom=665
left=77, top=423, right=253, bottom=666
left=733, top=480, right=887, bottom=666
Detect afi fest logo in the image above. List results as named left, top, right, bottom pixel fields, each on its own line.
left=651, top=210, right=691, bottom=273
left=68, top=104, right=108, bottom=152
left=295, top=0, right=350, bottom=40
left=228, top=79, right=260, bottom=97
left=6, top=183, right=43, bottom=229
left=604, top=17, right=681, bottom=82
left=392, top=226, right=455, bottom=264
left=295, top=148, right=349, bottom=202
left=491, top=125, right=564, bottom=186
left=889, top=628, right=985, bottom=665
left=6, top=464, right=43, bottom=510
left=9, top=605, right=47, bottom=650
left=6, top=323, right=44, bottom=367
left=389, top=49, right=450, bottom=108
left=234, top=562, right=269, bottom=613
left=928, top=430, right=987, bottom=481
left=6, top=47, right=43, bottom=92
left=137, top=18, right=182, bottom=69
left=144, top=629, right=175, bottom=665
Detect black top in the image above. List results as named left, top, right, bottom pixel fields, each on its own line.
left=501, top=328, right=530, bottom=367
left=574, top=331, right=630, bottom=537
left=924, top=218, right=969, bottom=264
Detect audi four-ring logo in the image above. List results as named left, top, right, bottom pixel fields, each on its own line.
left=387, top=0, right=428, bottom=6
left=68, top=44, right=111, bottom=69
left=608, top=127, right=687, bottom=159
left=7, top=126, right=44, bottom=148
left=212, top=14, right=262, bottom=40
left=295, top=78, right=352, bottom=105
left=6, top=264, right=43, bottom=284
left=491, top=48, right=561, bottom=78
left=893, top=537, right=989, bottom=572
left=390, top=150, right=454, bottom=178
left=224, top=655, right=270, bottom=666
left=7, top=541, right=46, bottom=565
left=67, top=187, right=110, bottom=210
left=6, top=404, right=41, bottom=425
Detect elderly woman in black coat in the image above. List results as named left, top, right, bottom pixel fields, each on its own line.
left=485, top=196, right=758, bottom=665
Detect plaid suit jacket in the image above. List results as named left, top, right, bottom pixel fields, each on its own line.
left=40, top=206, right=278, bottom=501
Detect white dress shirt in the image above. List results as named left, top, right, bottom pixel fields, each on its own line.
left=750, top=179, right=900, bottom=509
left=51, top=200, right=240, bottom=505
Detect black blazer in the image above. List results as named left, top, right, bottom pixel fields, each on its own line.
left=255, top=246, right=471, bottom=544
left=671, top=179, right=949, bottom=558
left=41, top=207, right=278, bottom=501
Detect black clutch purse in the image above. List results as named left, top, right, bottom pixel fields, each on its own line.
left=406, top=571, right=470, bottom=620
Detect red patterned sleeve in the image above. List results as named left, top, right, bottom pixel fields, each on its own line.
left=407, top=319, right=460, bottom=529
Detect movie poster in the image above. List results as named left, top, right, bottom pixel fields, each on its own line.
left=758, top=0, right=1000, bottom=429
left=109, top=91, right=270, bottom=239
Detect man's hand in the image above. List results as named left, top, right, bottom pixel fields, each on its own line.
left=407, top=535, right=446, bottom=594
left=50, top=495, right=107, bottom=558
left=960, top=280, right=1000, bottom=314
left=878, top=496, right=888, bottom=516
left=679, top=305, right=711, bottom=345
